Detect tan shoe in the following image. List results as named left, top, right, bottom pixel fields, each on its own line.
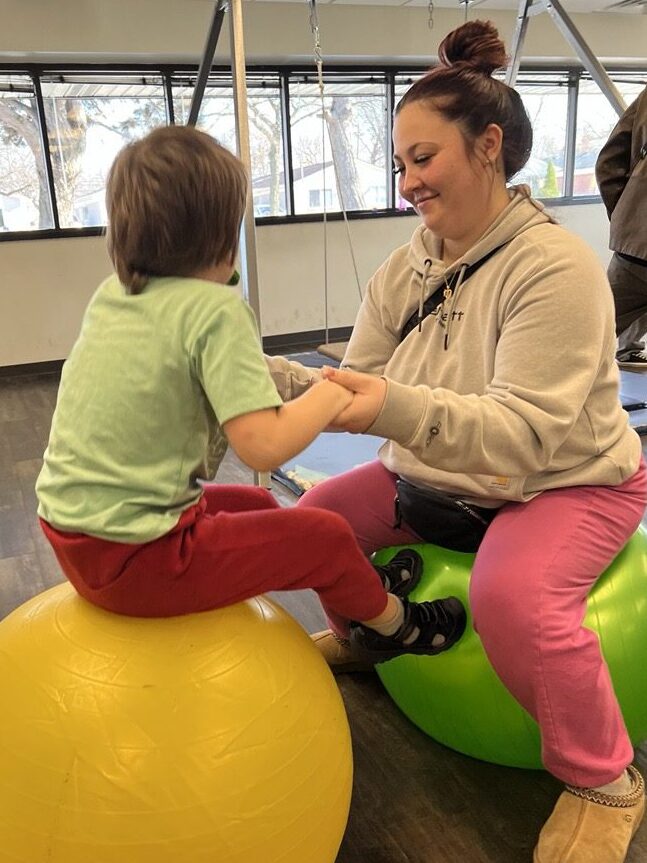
left=311, top=629, right=375, bottom=674
left=534, top=765, right=645, bottom=862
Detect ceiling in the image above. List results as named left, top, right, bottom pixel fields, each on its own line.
left=247, top=0, right=647, bottom=14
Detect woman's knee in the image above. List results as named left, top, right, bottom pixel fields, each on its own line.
left=298, top=475, right=355, bottom=520
left=469, top=564, right=537, bottom=645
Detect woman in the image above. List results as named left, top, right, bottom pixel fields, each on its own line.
left=270, top=19, right=646, bottom=863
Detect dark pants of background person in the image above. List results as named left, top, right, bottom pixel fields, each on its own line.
left=608, top=252, right=647, bottom=358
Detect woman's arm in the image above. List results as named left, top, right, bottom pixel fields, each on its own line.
left=223, top=379, right=352, bottom=472
left=265, top=353, right=322, bottom=401
left=595, top=100, right=637, bottom=218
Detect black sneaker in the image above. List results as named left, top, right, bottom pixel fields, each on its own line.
left=349, top=597, right=466, bottom=663
left=373, top=549, right=423, bottom=598
left=617, top=351, right=647, bottom=370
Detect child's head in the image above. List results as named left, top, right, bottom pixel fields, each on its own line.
left=106, top=125, right=248, bottom=294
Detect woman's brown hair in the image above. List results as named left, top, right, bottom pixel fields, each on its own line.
left=396, top=20, right=532, bottom=181
left=106, top=125, right=248, bottom=294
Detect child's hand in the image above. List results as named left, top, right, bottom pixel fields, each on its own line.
left=314, top=378, right=353, bottom=411
left=322, top=367, right=386, bottom=433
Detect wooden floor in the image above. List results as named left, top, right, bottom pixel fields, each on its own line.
left=1, top=368, right=647, bottom=862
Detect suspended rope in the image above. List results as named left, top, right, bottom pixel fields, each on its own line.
left=307, top=0, right=363, bottom=346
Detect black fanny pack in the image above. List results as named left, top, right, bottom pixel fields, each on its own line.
left=394, top=478, right=499, bottom=553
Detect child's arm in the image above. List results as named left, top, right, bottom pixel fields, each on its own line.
left=223, top=379, right=352, bottom=472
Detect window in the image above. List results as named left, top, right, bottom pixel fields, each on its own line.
left=515, top=75, right=569, bottom=198
left=393, top=75, right=424, bottom=211
left=0, top=74, right=55, bottom=231
left=40, top=74, right=166, bottom=228
left=0, top=62, right=646, bottom=239
left=289, top=76, right=388, bottom=215
left=173, top=73, right=287, bottom=218
left=308, top=188, right=333, bottom=209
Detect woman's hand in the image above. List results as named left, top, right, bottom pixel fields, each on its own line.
left=322, top=367, right=387, bottom=433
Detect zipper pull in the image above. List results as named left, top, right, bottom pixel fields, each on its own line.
left=393, top=495, right=402, bottom=529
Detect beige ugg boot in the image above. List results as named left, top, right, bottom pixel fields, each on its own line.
left=534, top=765, right=645, bottom=862
left=310, top=629, right=375, bottom=674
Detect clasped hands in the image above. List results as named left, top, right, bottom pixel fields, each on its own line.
left=321, top=366, right=387, bottom=434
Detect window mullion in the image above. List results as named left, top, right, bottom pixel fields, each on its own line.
left=162, top=67, right=176, bottom=125
left=563, top=70, right=578, bottom=198
left=386, top=70, right=395, bottom=210
left=31, top=73, right=61, bottom=230
left=280, top=70, right=296, bottom=216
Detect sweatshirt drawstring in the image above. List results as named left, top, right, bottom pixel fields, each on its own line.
left=418, top=258, right=433, bottom=332
left=443, top=262, right=468, bottom=350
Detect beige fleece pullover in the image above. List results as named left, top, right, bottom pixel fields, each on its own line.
left=268, top=189, right=641, bottom=504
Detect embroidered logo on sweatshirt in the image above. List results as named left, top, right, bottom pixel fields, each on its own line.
left=431, top=305, right=464, bottom=324
left=489, top=476, right=511, bottom=490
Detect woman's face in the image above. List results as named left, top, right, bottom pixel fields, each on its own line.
left=393, top=102, right=503, bottom=252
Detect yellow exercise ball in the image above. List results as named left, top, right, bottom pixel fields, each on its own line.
left=0, top=583, right=352, bottom=863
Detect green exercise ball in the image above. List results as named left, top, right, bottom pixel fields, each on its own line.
left=373, top=528, right=647, bottom=769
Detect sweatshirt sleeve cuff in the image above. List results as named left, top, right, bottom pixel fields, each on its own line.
left=265, top=354, right=321, bottom=400
left=367, top=378, right=428, bottom=443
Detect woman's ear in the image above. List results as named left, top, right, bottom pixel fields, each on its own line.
left=480, top=123, right=504, bottom=164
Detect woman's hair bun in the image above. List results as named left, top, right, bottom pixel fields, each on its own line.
left=438, top=20, right=508, bottom=77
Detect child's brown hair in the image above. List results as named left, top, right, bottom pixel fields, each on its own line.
left=106, top=125, right=248, bottom=294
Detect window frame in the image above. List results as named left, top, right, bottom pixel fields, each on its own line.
left=0, top=60, right=645, bottom=242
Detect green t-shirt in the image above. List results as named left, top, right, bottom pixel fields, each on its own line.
left=36, top=275, right=283, bottom=542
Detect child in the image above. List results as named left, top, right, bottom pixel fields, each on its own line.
left=35, top=125, right=465, bottom=666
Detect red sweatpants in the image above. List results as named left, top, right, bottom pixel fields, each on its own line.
left=40, top=483, right=388, bottom=621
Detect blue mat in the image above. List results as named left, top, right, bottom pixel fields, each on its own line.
left=620, top=369, right=647, bottom=434
left=283, top=351, right=340, bottom=369
left=273, top=432, right=384, bottom=495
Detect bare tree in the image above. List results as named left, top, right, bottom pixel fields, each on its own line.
left=350, top=98, right=387, bottom=166
left=0, top=95, right=56, bottom=226
left=247, top=98, right=283, bottom=214
left=43, top=98, right=88, bottom=226
left=0, top=138, right=39, bottom=204
left=293, top=132, right=321, bottom=167
left=325, top=96, right=365, bottom=210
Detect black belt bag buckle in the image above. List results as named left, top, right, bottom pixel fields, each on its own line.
left=394, top=478, right=498, bottom=553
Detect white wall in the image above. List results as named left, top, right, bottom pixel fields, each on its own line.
left=0, top=0, right=633, bottom=366
left=0, top=203, right=613, bottom=366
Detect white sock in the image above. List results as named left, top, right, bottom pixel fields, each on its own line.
left=591, top=770, right=632, bottom=796
left=362, top=595, right=404, bottom=636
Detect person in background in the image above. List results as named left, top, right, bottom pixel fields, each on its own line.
left=269, top=20, right=646, bottom=863
left=595, top=85, right=647, bottom=369
left=35, top=125, right=467, bottom=669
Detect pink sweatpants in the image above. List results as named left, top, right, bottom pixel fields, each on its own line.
left=299, top=459, right=647, bottom=787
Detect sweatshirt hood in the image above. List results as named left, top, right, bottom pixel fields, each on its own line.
left=406, top=186, right=557, bottom=348
left=407, top=186, right=556, bottom=277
